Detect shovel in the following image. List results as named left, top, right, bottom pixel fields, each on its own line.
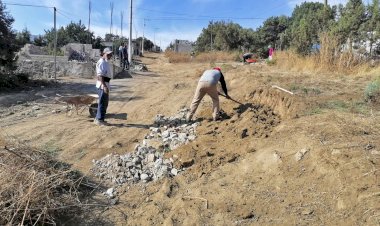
left=218, top=92, right=244, bottom=105
left=219, top=92, right=255, bottom=114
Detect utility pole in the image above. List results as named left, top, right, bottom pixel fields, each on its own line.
left=88, top=1, right=91, bottom=44
left=128, top=0, right=132, bottom=66
left=121, top=11, right=124, bottom=38
left=142, top=18, right=145, bottom=55
left=210, top=21, right=213, bottom=51
left=54, top=7, right=57, bottom=80
left=110, top=2, right=114, bottom=35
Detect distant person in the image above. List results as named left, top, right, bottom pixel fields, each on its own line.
left=242, top=52, right=253, bottom=63
left=186, top=67, right=230, bottom=122
left=268, top=45, right=274, bottom=61
left=94, top=47, right=113, bottom=126
left=119, top=43, right=123, bottom=67
left=122, top=43, right=129, bottom=70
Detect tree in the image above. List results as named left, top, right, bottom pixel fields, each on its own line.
left=332, top=0, right=366, bottom=49
left=289, top=2, right=334, bottom=54
left=135, top=37, right=154, bottom=52
left=44, top=21, right=94, bottom=50
left=361, top=0, right=380, bottom=55
left=92, top=36, right=103, bottom=49
left=254, top=16, right=290, bottom=56
left=33, top=35, right=47, bottom=46
left=0, top=0, right=18, bottom=69
left=259, top=16, right=290, bottom=49
left=195, top=21, right=245, bottom=52
left=15, top=27, right=31, bottom=48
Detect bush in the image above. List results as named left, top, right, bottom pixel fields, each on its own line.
left=0, top=72, right=29, bottom=89
left=364, top=79, right=380, bottom=103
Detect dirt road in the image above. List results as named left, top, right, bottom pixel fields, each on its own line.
left=1, top=53, right=379, bottom=225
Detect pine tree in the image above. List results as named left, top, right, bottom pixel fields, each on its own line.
left=333, top=0, right=366, bottom=49
left=0, top=0, right=18, bottom=69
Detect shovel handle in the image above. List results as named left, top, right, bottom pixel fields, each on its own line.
left=218, top=92, right=244, bottom=105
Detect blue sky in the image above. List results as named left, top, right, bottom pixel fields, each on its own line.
left=4, top=0, right=349, bottom=48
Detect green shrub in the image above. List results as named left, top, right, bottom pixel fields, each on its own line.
left=364, top=79, right=380, bottom=103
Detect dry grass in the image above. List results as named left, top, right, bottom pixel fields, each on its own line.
left=0, top=137, right=89, bottom=225
left=275, top=33, right=373, bottom=75
left=165, top=50, right=237, bottom=63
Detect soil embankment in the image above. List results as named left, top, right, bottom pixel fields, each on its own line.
left=0, top=53, right=379, bottom=225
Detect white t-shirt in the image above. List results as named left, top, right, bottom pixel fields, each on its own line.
left=95, top=58, right=111, bottom=89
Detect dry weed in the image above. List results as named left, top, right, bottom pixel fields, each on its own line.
left=275, top=33, right=373, bottom=75
left=165, top=51, right=237, bottom=64
left=0, top=137, right=91, bottom=225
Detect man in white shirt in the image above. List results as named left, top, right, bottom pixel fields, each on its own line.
left=94, top=47, right=113, bottom=126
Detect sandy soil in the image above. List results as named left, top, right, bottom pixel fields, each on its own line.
left=0, top=53, right=379, bottom=225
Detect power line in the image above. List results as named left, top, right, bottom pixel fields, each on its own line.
left=3, top=2, right=53, bottom=8
left=56, top=10, right=71, bottom=20
left=136, top=17, right=265, bottom=21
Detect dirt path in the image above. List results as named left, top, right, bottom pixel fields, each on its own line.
left=1, top=53, right=379, bottom=225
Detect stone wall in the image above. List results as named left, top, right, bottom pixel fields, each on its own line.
left=16, top=59, right=95, bottom=79
left=16, top=43, right=100, bottom=79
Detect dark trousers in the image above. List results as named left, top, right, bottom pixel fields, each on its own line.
left=96, top=88, right=109, bottom=121
left=119, top=54, right=123, bottom=67
left=123, top=58, right=129, bottom=70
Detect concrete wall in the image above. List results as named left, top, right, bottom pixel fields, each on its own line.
left=16, top=59, right=95, bottom=79
left=16, top=43, right=102, bottom=79
left=174, top=40, right=194, bottom=53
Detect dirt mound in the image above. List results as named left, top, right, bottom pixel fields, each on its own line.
left=245, top=87, right=302, bottom=119
left=231, top=103, right=281, bottom=138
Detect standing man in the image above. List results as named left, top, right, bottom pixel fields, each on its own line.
left=186, top=67, right=230, bottom=122
left=118, top=43, right=123, bottom=67
left=94, top=47, right=113, bottom=126
left=122, top=43, right=129, bottom=70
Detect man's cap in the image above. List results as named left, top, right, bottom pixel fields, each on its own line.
left=103, top=47, right=113, bottom=55
left=213, top=67, right=221, bottom=71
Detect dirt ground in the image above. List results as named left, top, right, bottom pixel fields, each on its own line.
left=0, top=53, right=379, bottom=225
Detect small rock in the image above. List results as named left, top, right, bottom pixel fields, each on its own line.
left=146, top=154, right=156, bottom=163
left=301, top=209, right=314, bottom=215
left=188, top=135, right=196, bottom=141
left=273, top=151, right=282, bottom=163
left=331, top=149, right=341, bottom=155
left=241, top=129, right=248, bottom=139
left=105, top=188, right=115, bottom=198
left=295, top=148, right=309, bottom=161
left=162, top=131, right=170, bottom=138
left=171, top=168, right=178, bottom=176
left=32, top=106, right=40, bottom=111
left=110, top=197, right=119, bottom=205
left=140, top=173, right=150, bottom=181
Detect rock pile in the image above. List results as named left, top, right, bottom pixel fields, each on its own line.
left=92, top=108, right=199, bottom=185
left=68, top=50, right=87, bottom=62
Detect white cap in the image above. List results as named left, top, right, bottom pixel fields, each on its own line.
left=103, top=47, right=113, bottom=55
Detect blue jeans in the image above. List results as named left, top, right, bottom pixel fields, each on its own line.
left=96, top=88, right=109, bottom=121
